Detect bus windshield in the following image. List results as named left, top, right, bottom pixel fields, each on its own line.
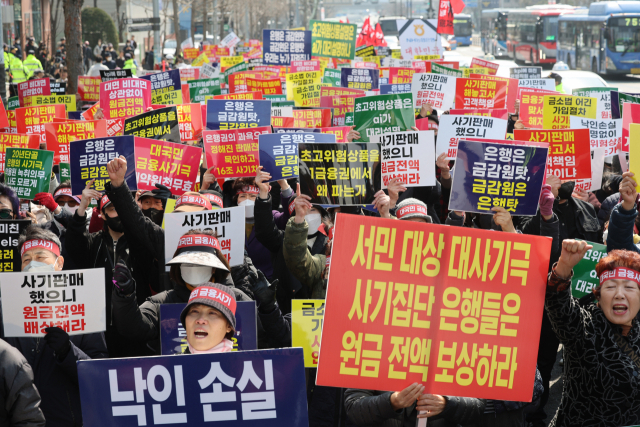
left=454, top=19, right=473, bottom=37
left=542, top=16, right=558, bottom=42
left=609, top=17, right=640, bottom=53
left=379, top=19, right=399, bottom=36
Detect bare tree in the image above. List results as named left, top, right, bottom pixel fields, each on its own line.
left=64, top=0, right=84, bottom=98
left=172, top=0, right=182, bottom=56
left=50, top=0, right=63, bottom=54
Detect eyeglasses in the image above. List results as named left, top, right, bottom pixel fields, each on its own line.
left=0, top=209, right=14, bottom=219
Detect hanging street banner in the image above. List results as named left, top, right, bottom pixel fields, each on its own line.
left=353, top=93, right=416, bottom=143
left=310, top=20, right=357, bottom=60
left=4, top=148, right=54, bottom=199
left=203, top=127, right=271, bottom=179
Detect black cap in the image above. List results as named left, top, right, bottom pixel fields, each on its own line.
left=125, top=53, right=131, bottom=59
left=27, top=49, right=34, bottom=54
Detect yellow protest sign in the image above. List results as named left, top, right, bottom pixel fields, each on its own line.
left=291, top=299, right=325, bottom=368
left=542, top=95, right=597, bottom=129
left=293, top=83, right=328, bottom=107
left=220, top=56, right=244, bottom=69
left=506, top=133, right=514, bottom=140
left=360, top=56, right=381, bottom=66
left=462, top=67, right=488, bottom=77
left=290, top=27, right=305, bottom=31
left=191, top=53, right=210, bottom=67
left=630, top=123, right=640, bottom=190
left=285, top=70, right=322, bottom=101
left=161, top=199, right=177, bottom=229
left=152, top=89, right=183, bottom=105
left=391, top=49, right=402, bottom=59
left=414, top=54, right=441, bottom=60
left=26, top=94, right=77, bottom=111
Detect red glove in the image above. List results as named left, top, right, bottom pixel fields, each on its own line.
left=539, top=184, right=555, bottom=217
left=33, top=192, right=58, bottom=212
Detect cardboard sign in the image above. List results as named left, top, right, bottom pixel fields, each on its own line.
left=77, top=348, right=308, bottom=427
left=316, top=214, right=551, bottom=401
left=17, top=78, right=51, bottom=106
left=77, top=76, right=101, bottom=102
left=517, top=78, right=555, bottom=91
left=571, top=87, right=616, bottom=120
left=205, top=99, right=271, bottom=130
left=514, top=128, right=592, bottom=180
left=570, top=117, right=622, bottom=157
left=45, top=120, right=108, bottom=164
left=353, top=93, right=416, bottom=142
left=455, top=78, right=507, bottom=109
left=450, top=139, right=548, bottom=216
left=470, top=57, right=499, bottom=75
left=160, top=302, right=257, bottom=355
left=140, top=69, right=183, bottom=105
left=0, top=220, right=30, bottom=272
left=4, top=148, right=53, bottom=199
left=292, top=300, right=325, bottom=368
left=164, top=207, right=245, bottom=267
left=1, top=268, right=106, bottom=337
left=341, top=68, right=380, bottom=91
left=570, top=241, right=607, bottom=299
left=134, top=138, right=201, bottom=196
left=373, top=130, right=436, bottom=188
left=124, top=106, right=180, bottom=143
left=411, top=73, right=456, bottom=111
left=100, top=69, right=132, bottom=81
left=69, top=136, right=137, bottom=194
left=310, top=20, right=357, bottom=60
left=298, top=143, right=380, bottom=204
left=16, top=104, right=67, bottom=144
left=542, top=95, right=597, bottom=130
left=0, top=134, right=40, bottom=172
left=99, top=78, right=152, bottom=120
left=203, top=127, right=270, bottom=179
left=436, top=115, right=509, bottom=159
left=510, top=67, right=542, bottom=79
left=519, top=88, right=558, bottom=129
left=397, top=19, right=442, bottom=59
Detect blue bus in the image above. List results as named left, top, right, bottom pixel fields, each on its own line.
left=453, top=14, right=473, bottom=46
left=481, top=9, right=510, bottom=57
left=557, top=1, right=640, bottom=74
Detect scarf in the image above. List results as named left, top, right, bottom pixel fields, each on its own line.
left=188, top=338, right=234, bottom=354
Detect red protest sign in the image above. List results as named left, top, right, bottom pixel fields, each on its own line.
left=17, top=78, right=51, bottom=106
left=0, top=98, right=9, bottom=130
left=246, top=78, right=283, bottom=96
left=16, top=104, right=67, bottom=144
left=77, top=76, right=101, bottom=102
left=82, top=102, right=100, bottom=120
left=203, top=126, right=270, bottom=179
left=271, top=117, right=295, bottom=128
left=133, top=138, right=201, bottom=196
left=316, top=214, right=551, bottom=401
left=388, top=67, right=415, bottom=84
left=514, top=128, right=592, bottom=180
left=45, top=120, right=108, bottom=164
left=455, top=78, right=507, bottom=109
left=469, top=74, right=519, bottom=113
left=622, top=102, right=640, bottom=152
left=321, top=126, right=351, bottom=142
left=413, top=60, right=459, bottom=73
left=99, top=78, right=152, bottom=120
left=212, top=91, right=263, bottom=100
left=320, top=87, right=366, bottom=98
left=320, top=94, right=365, bottom=126
left=470, top=57, right=499, bottom=75
left=183, top=48, right=200, bottom=59
left=518, top=89, right=558, bottom=129
left=176, top=103, right=203, bottom=142
left=178, top=68, right=200, bottom=82
left=293, top=109, right=332, bottom=128
left=290, top=60, right=320, bottom=73
left=437, top=0, right=454, bottom=35
left=415, top=117, right=440, bottom=131
left=107, top=118, right=124, bottom=137
left=0, top=133, right=40, bottom=172
left=449, top=108, right=508, bottom=120
left=229, top=71, right=263, bottom=93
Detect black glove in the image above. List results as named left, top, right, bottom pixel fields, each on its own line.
left=44, top=327, right=71, bottom=361
left=252, top=271, right=277, bottom=314
left=113, top=260, right=135, bottom=296
left=231, top=253, right=258, bottom=286
left=151, top=183, right=172, bottom=201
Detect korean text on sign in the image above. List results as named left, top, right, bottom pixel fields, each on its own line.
left=436, top=115, right=509, bottom=160
left=0, top=220, right=30, bottom=273
left=410, top=73, right=456, bottom=111
left=373, top=130, right=436, bottom=188
left=0, top=133, right=40, bottom=173
left=316, top=214, right=552, bottom=401
left=455, top=78, right=507, bottom=109
left=124, top=106, right=180, bottom=143
left=542, top=95, right=597, bottom=129
left=292, top=300, right=325, bottom=367
left=258, top=132, right=305, bottom=181
left=100, top=78, right=152, bottom=120
left=204, top=126, right=270, bottom=179
left=206, top=99, right=271, bottom=130
left=569, top=117, right=621, bottom=157
left=4, top=148, right=54, bottom=199
left=263, top=29, right=312, bottom=65
left=45, top=120, right=107, bottom=164
left=353, top=93, right=416, bottom=142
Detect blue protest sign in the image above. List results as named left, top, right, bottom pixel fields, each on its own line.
left=160, top=302, right=257, bottom=355
left=69, top=135, right=137, bottom=195
left=68, top=111, right=83, bottom=120
left=380, top=78, right=389, bottom=85
left=449, top=139, right=548, bottom=216
left=139, top=69, right=183, bottom=105
left=379, top=83, right=412, bottom=95
left=77, top=348, right=308, bottom=427
left=274, top=127, right=321, bottom=133
left=263, top=29, right=312, bottom=65
left=340, top=68, right=380, bottom=91
left=258, top=133, right=309, bottom=182
left=206, top=99, right=272, bottom=130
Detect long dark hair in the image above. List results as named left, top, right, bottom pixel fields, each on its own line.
left=169, top=229, right=231, bottom=287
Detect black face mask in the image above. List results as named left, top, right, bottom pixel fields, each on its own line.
left=142, top=208, right=164, bottom=226
left=558, top=181, right=575, bottom=200
left=104, top=213, right=124, bottom=233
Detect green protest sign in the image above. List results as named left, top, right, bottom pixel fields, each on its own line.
left=4, top=147, right=54, bottom=199
left=188, top=78, right=221, bottom=102
left=323, top=68, right=341, bottom=87
left=310, top=20, right=357, bottom=60
left=353, top=93, right=416, bottom=142
left=264, top=94, right=288, bottom=102
left=272, top=101, right=295, bottom=107
left=223, top=61, right=248, bottom=84
left=432, top=62, right=464, bottom=78
left=7, top=96, right=20, bottom=111
left=60, top=162, right=71, bottom=183
left=571, top=240, right=607, bottom=299
left=345, top=112, right=354, bottom=126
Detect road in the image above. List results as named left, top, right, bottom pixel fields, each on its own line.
left=449, top=45, right=640, bottom=93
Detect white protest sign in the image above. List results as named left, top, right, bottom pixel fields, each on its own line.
left=518, top=78, right=556, bottom=91
left=373, top=130, right=436, bottom=188
left=411, top=73, right=456, bottom=111
left=200, top=63, right=220, bottom=79
left=396, top=19, right=441, bottom=60
left=163, top=206, right=245, bottom=268
left=569, top=116, right=622, bottom=157
left=272, top=106, right=294, bottom=117
left=436, top=115, right=508, bottom=159
left=572, top=88, right=614, bottom=119
left=383, top=58, right=414, bottom=68
left=0, top=268, right=106, bottom=337
left=221, top=32, right=241, bottom=48
left=575, top=147, right=606, bottom=192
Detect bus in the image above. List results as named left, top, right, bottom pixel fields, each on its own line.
left=453, top=14, right=473, bottom=46
left=481, top=9, right=510, bottom=57
left=506, top=7, right=576, bottom=65
left=557, top=1, right=640, bottom=74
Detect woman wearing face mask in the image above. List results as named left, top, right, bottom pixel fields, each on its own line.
left=110, top=228, right=253, bottom=354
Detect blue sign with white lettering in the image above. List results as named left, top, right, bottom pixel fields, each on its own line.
left=379, top=83, right=412, bottom=95
left=340, top=68, right=380, bottom=91
left=77, top=348, right=308, bottom=426
left=273, top=127, right=321, bottom=133
left=160, top=302, right=257, bottom=355
left=263, top=29, right=313, bottom=66
left=206, top=100, right=272, bottom=130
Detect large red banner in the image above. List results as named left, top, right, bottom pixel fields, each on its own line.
left=455, top=78, right=507, bottom=109
left=316, top=214, right=551, bottom=401
left=469, top=74, right=519, bottom=113
left=16, top=104, right=67, bottom=144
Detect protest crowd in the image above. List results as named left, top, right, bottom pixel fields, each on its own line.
left=2, top=7, right=640, bottom=427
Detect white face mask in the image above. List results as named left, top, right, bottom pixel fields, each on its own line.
left=603, top=229, right=608, bottom=244
left=63, top=204, right=78, bottom=215
left=180, top=264, right=213, bottom=286
left=238, top=199, right=255, bottom=218
left=24, top=257, right=59, bottom=272
left=306, top=213, right=322, bottom=236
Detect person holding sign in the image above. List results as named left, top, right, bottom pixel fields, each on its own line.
left=1, top=226, right=107, bottom=427
left=546, top=240, right=640, bottom=426
left=605, top=172, right=640, bottom=255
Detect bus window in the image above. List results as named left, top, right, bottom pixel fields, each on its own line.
left=454, top=19, right=473, bottom=37
left=543, top=16, right=558, bottom=42
left=609, top=17, right=640, bottom=52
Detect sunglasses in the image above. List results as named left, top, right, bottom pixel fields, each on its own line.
left=0, top=209, right=14, bottom=219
